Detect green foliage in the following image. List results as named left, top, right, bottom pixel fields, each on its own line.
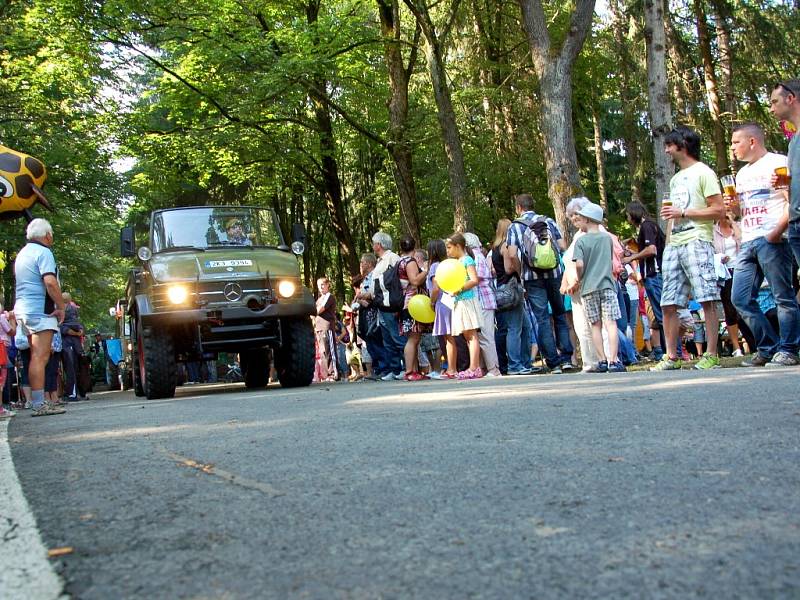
left=3, top=0, right=799, bottom=303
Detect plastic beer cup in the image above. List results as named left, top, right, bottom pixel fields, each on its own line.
left=775, top=166, right=791, bottom=189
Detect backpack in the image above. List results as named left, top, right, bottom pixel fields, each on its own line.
left=515, top=217, right=559, bottom=272
left=373, top=257, right=407, bottom=312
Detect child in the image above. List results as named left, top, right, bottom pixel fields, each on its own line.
left=441, top=233, right=483, bottom=379
left=572, top=202, right=625, bottom=373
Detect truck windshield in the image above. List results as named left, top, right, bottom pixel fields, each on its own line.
left=151, top=207, right=284, bottom=253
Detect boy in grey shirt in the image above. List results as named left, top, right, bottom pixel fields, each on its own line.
left=572, top=202, right=625, bottom=373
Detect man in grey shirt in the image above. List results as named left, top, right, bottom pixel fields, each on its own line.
left=769, top=79, right=800, bottom=267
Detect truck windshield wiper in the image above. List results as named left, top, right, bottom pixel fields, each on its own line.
left=156, top=245, right=206, bottom=253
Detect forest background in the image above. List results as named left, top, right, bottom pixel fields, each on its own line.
left=1, top=0, right=798, bottom=331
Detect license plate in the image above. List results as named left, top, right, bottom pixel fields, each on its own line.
left=205, top=259, right=254, bottom=268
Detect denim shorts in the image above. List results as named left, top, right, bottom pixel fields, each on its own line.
left=17, top=314, right=59, bottom=335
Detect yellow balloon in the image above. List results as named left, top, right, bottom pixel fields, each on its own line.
left=435, top=258, right=467, bottom=294
left=408, top=294, right=435, bottom=323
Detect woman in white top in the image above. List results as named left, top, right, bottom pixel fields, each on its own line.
left=713, top=215, right=752, bottom=356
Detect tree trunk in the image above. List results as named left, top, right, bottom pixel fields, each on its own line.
left=518, top=0, right=595, bottom=240
left=591, top=103, right=608, bottom=212
left=306, top=2, right=359, bottom=277
left=711, top=0, right=736, bottom=169
left=609, top=0, right=642, bottom=203
left=643, top=0, right=674, bottom=216
left=377, top=0, right=422, bottom=245
left=693, top=0, right=729, bottom=173
left=664, top=12, right=694, bottom=125
left=404, top=0, right=471, bottom=233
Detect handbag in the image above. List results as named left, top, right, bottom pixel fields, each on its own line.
left=495, top=277, right=523, bottom=312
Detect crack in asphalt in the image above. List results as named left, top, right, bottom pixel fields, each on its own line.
left=160, top=448, right=285, bottom=498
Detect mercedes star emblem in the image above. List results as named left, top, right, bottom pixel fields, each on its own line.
left=223, top=282, right=243, bottom=302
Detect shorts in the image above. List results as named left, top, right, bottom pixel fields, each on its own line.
left=582, top=288, right=621, bottom=324
left=17, top=314, right=59, bottom=336
left=661, top=240, right=720, bottom=307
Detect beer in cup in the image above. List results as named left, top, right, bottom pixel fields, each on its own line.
left=775, top=166, right=791, bottom=189
left=720, top=174, right=737, bottom=208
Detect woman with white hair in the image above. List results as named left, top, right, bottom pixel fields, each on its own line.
left=464, top=232, right=501, bottom=376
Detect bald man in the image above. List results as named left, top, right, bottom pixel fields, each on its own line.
left=726, top=122, right=800, bottom=367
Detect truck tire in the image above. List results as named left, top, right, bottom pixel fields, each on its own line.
left=275, top=318, right=314, bottom=388
left=132, top=351, right=145, bottom=396
left=107, top=361, right=121, bottom=391
left=136, top=317, right=177, bottom=399
left=242, top=348, right=270, bottom=389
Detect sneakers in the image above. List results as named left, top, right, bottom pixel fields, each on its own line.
left=766, top=351, right=800, bottom=367
left=550, top=365, right=563, bottom=374
left=608, top=361, right=626, bottom=373
left=0, top=408, right=16, bottom=419
left=31, top=402, right=66, bottom=417
left=732, top=349, right=744, bottom=358
left=507, top=368, right=532, bottom=375
left=560, top=362, right=577, bottom=372
left=393, top=372, right=406, bottom=380
left=694, top=353, right=721, bottom=370
left=742, top=353, right=770, bottom=367
left=650, top=357, right=682, bottom=371
left=586, top=360, right=608, bottom=373
left=380, top=372, right=397, bottom=381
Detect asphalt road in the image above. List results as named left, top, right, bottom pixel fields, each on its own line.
left=8, top=368, right=800, bottom=599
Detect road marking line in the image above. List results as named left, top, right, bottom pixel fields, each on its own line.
left=0, top=420, right=65, bottom=600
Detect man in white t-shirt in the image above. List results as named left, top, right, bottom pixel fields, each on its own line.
left=726, top=122, right=800, bottom=367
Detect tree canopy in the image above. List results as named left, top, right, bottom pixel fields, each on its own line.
left=1, top=0, right=798, bottom=320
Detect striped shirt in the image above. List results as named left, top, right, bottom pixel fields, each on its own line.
left=472, top=249, right=497, bottom=311
left=505, top=211, right=564, bottom=281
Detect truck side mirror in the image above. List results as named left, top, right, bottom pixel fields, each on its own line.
left=291, top=222, right=306, bottom=244
left=120, top=226, right=135, bottom=257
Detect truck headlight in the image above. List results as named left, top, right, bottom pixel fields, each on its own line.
left=167, top=285, right=188, bottom=304
left=278, top=280, right=295, bottom=298
left=291, top=241, right=305, bottom=255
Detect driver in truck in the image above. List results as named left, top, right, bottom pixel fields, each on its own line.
left=225, top=218, right=252, bottom=246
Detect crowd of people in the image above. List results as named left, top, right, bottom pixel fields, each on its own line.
left=2, top=81, right=799, bottom=412
left=312, top=80, right=800, bottom=383
left=0, top=218, right=96, bottom=418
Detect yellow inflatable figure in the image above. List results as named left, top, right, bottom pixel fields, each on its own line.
left=0, top=144, right=52, bottom=221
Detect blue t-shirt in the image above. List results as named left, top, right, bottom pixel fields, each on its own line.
left=456, top=255, right=477, bottom=301
left=13, top=241, right=58, bottom=317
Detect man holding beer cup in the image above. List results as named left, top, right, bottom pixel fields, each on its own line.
left=769, top=79, right=800, bottom=270
left=651, top=126, right=725, bottom=371
left=726, top=123, right=799, bottom=367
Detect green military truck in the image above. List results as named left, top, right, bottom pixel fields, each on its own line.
left=120, top=206, right=316, bottom=399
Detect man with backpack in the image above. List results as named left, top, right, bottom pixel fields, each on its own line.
left=506, top=194, right=575, bottom=373
left=365, top=231, right=406, bottom=380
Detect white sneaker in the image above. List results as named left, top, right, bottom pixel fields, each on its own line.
left=732, top=349, right=744, bottom=358
left=393, top=372, right=405, bottom=380
left=380, top=372, right=396, bottom=381
left=0, top=408, right=16, bottom=419
left=429, top=371, right=443, bottom=380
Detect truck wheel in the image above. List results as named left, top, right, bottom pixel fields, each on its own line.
left=242, top=348, right=270, bottom=389
left=107, top=361, right=121, bottom=391
left=136, top=317, right=177, bottom=399
left=275, top=318, right=314, bottom=388
left=132, top=345, right=145, bottom=397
